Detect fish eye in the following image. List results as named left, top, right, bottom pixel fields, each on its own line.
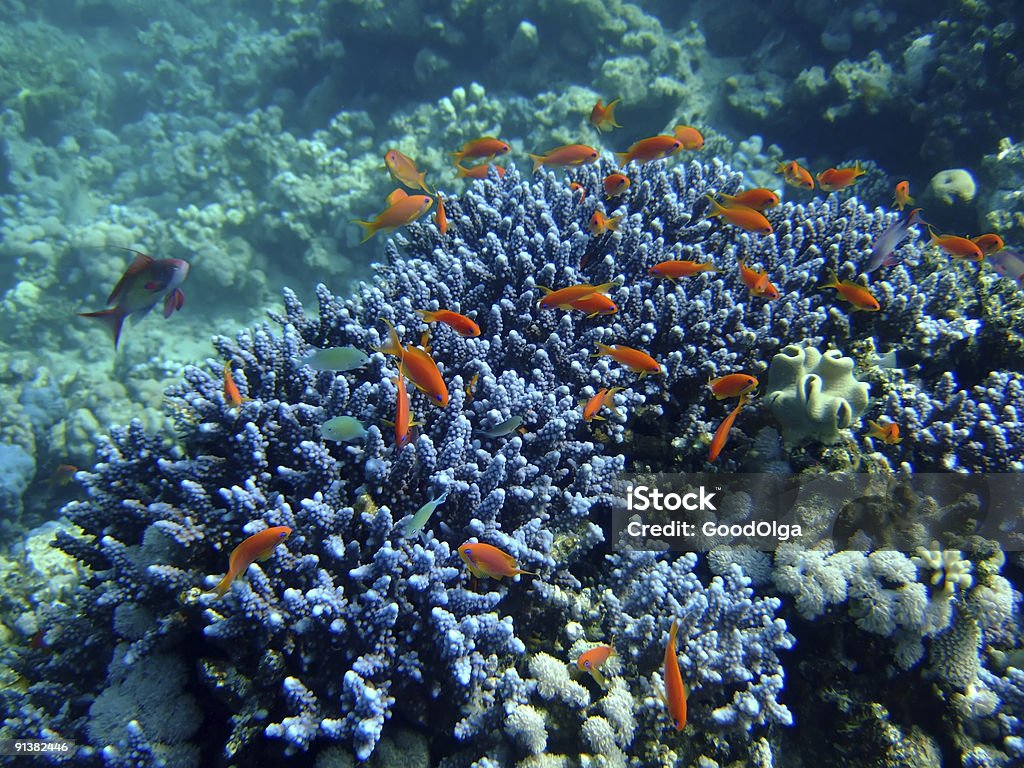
left=436, top=394, right=442, bottom=401
left=673, top=719, right=681, bottom=728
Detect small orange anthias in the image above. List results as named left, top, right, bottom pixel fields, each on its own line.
left=590, top=98, right=622, bottom=133
left=776, top=160, right=814, bottom=190
left=717, top=188, right=780, bottom=211
left=704, top=196, right=773, bottom=235
left=892, top=180, right=913, bottom=211
left=568, top=293, right=618, bottom=318
left=816, top=162, right=866, bottom=192
left=927, top=227, right=984, bottom=261
left=971, top=233, right=1005, bottom=256
left=603, top=173, right=630, bottom=198
left=821, top=272, right=881, bottom=312
left=615, top=135, right=683, bottom=166
left=377, top=319, right=449, bottom=407
left=416, top=309, right=480, bottom=337
left=458, top=542, right=537, bottom=580
left=661, top=620, right=689, bottom=730
left=450, top=136, right=511, bottom=165
left=591, top=343, right=662, bottom=378
left=210, top=526, right=292, bottom=598
left=434, top=193, right=448, bottom=235
left=867, top=419, right=901, bottom=444
left=577, top=644, right=614, bottom=686
left=223, top=362, right=248, bottom=408
left=648, top=259, right=718, bottom=281
left=538, top=282, right=615, bottom=311
left=582, top=387, right=624, bottom=421
left=529, top=144, right=600, bottom=172
left=738, top=260, right=779, bottom=300
left=708, top=373, right=758, bottom=400
left=588, top=210, right=622, bottom=235
left=708, top=393, right=748, bottom=462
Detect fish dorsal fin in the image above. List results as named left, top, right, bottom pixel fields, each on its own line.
left=107, top=249, right=154, bottom=305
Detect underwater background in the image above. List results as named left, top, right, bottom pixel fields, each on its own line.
left=2, top=0, right=1024, bottom=765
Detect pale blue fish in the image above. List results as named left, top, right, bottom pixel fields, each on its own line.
left=300, top=346, right=370, bottom=372
left=402, top=488, right=451, bottom=536
left=865, top=208, right=925, bottom=273
left=986, top=248, right=1024, bottom=288
left=320, top=416, right=367, bottom=442
left=475, top=415, right=524, bottom=438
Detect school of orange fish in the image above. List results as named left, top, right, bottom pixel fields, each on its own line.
left=79, top=95, right=1009, bottom=730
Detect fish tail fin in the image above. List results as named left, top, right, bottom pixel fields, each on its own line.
left=820, top=270, right=840, bottom=290
left=354, top=219, right=378, bottom=243
left=614, top=151, right=630, bottom=167
left=527, top=154, right=546, bottom=174
left=606, top=98, right=622, bottom=127
left=416, top=309, right=437, bottom=323
left=703, top=194, right=724, bottom=217
left=78, top=308, right=127, bottom=349
left=375, top=319, right=405, bottom=358
left=926, top=225, right=939, bottom=244
left=591, top=342, right=612, bottom=359
left=450, top=150, right=464, bottom=165
left=211, top=573, right=232, bottom=598
left=607, top=216, right=621, bottom=232
left=515, top=568, right=539, bottom=577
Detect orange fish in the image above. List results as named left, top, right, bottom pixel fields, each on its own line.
left=738, top=260, right=779, bottom=299
left=568, top=293, right=618, bottom=318
left=709, top=373, right=758, bottom=400
left=354, top=194, right=433, bottom=243
left=588, top=210, right=622, bottom=235
left=615, top=135, right=682, bottom=166
left=590, top=98, right=622, bottom=133
left=591, top=343, right=661, bottom=378
left=569, top=181, right=586, bottom=199
left=893, top=180, right=913, bottom=211
left=456, top=163, right=506, bottom=179
left=458, top=541, right=537, bottom=580
left=867, top=419, right=901, bottom=445
left=927, top=227, right=983, bottom=261
left=577, top=644, right=614, bottom=686
left=529, top=144, right=600, bottom=173
left=582, top=386, right=624, bottom=421
left=709, top=393, right=747, bottom=462
left=717, top=188, right=780, bottom=211
left=603, top=173, right=630, bottom=197
left=662, top=619, right=688, bottom=730
left=417, top=309, right=480, bottom=337
left=777, top=160, right=814, bottom=190
left=464, top=372, right=480, bottom=402
left=671, top=124, right=704, bottom=150
left=435, top=193, right=448, bottom=235
left=704, top=196, right=773, bottom=235
left=648, top=259, right=718, bottom=281
left=538, top=282, right=615, bottom=311
left=391, top=370, right=417, bottom=448
left=211, top=526, right=292, bottom=598
left=48, top=464, right=79, bottom=486
left=384, top=149, right=431, bottom=194
left=821, top=272, right=880, bottom=312
left=816, top=163, right=866, bottom=192
left=451, top=137, right=511, bottom=165
left=377, top=319, right=449, bottom=407
left=972, top=233, right=1004, bottom=256
left=223, top=362, right=249, bottom=408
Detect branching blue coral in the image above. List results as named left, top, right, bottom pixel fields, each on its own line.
left=5, top=156, right=1014, bottom=765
